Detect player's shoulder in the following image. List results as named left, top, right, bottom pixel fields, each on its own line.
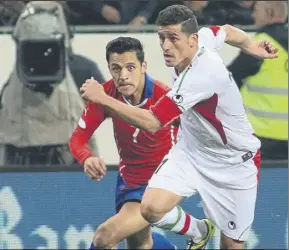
left=102, top=79, right=118, bottom=97
left=198, top=26, right=222, bottom=37
left=178, top=49, right=226, bottom=88
left=194, top=47, right=224, bottom=73
left=153, top=79, right=171, bottom=95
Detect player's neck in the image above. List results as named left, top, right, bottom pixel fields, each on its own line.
left=175, top=48, right=198, bottom=74
left=175, top=57, right=193, bottom=74
left=127, top=77, right=145, bottom=105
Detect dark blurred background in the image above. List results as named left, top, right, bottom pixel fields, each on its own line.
left=0, top=0, right=257, bottom=27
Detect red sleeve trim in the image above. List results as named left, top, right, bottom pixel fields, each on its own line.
left=150, top=95, right=182, bottom=127
left=209, top=26, right=220, bottom=36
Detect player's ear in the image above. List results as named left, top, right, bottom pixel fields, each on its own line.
left=189, top=33, right=198, bottom=48
left=141, top=61, right=147, bottom=73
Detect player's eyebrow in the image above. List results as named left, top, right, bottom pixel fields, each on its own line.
left=125, top=62, right=136, bottom=66
left=158, top=30, right=180, bottom=37
left=110, top=63, right=122, bottom=68
left=111, top=62, right=136, bottom=67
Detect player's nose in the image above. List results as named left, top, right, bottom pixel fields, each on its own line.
left=119, top=68, right=130, bottom=79
left=161, top=38, right=173, bottom=51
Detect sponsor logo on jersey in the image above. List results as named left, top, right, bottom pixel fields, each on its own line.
left=172, top=95, right=183, bottom=104
left=228, top=221, right=236, bottom=230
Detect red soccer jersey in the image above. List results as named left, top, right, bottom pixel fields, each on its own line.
left=69, top=74, right=179, bottom=187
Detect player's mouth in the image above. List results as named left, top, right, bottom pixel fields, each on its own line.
left=118, top=84, right=133, bottom=92
left=164, top=54, right=174, bottom=61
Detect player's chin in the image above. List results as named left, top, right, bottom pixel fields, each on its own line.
left=164, top=60, right=175, bottom=67
left=119, top=88, right=135, bottom=97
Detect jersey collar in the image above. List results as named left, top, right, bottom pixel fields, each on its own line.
left=143, top=73, right=154, bottom=98
left=122, top=73, right=154, bottom=107
left=174, top=46, right=205, bottom=77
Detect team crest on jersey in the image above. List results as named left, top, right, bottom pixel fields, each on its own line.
left=172, top=94, right=183, bottom=104
left=197, top=46, right=205, bottom=57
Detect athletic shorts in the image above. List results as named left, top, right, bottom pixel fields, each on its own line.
left=148, top=149, right=261, bottom=241
left=115, top=174, right=147, bottom=213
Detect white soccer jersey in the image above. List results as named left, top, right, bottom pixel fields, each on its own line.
left=148, top=27, right=260, bottom=236
left=151, top=26, right=261, bottom=167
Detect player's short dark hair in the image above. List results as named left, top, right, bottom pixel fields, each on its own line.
left=106, top=37, right=144, bottom=64
left=156, top=5, right=198, bottom=35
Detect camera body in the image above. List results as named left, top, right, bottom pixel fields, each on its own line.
left=0, top=1, right=85, bottom=148
left=17, top=37, right=66, bottom=85
left=12, top=1, right=71, bottom=87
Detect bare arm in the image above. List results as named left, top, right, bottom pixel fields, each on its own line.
left=221, top=24, right=278, bottom=59
left=222, top=24, right=252, bottom=49
left=102, top=95, right=161, bottom=134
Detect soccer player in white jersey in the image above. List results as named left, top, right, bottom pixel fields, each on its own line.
left=80, top=5, right=279, bottom=249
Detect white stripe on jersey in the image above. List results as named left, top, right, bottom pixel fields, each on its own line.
left=170, top=125, right=176, bottom=146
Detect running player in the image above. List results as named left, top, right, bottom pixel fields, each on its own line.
left=80, top=5, right=278, bottom=250
left=69, top=37, right=177, bottom=249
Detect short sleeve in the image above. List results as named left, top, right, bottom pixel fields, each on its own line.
left=198, top=26, right=226, bottom=51
left=150, top=68, right=215, bottom=126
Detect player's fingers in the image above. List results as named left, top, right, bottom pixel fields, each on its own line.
left=270, top=53, right=279, bottom=59
left=90, top=160, right=105, bottom=176
left=87, top=169, right=103, bottom=181
left=267, top=48, right=279, bottom=57
left=81, top=92, right=90, bottom=100
left=96, top=164, right=106, bottom=176
left=264, top=41, right=278, bottom=54
left=94, top=161, right=106, bottom=176
left=268, top=46, right=276, bottom=53
left=99, top=158, right=107, bottom=172
left=93, top=172, right=104, bottom=181
left=264, top=40, right=273, bottom=50
left=264, top=40, right=271, bottom=47
left=80, top=86, right=86, bottom=93
left=266, top=52, right=278, bottom=59
left=85, top=79, right=96, bottom=85
left=84, top=167, right=99, bottom=180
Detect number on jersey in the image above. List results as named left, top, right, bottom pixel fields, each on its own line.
left=132, top=127, right=140, bottom=143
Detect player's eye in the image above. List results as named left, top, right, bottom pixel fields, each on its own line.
left=127, top=65, right=135, bottom=71
left=170, top=37, right=177, bottom=42
left=111, top=67, right=121, bottom=72
left=159, top=36, right=165, bottom=43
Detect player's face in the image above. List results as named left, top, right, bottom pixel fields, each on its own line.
left=108, top=51, right=147, bottom=97
left=157, top=24, right=197, bottom=68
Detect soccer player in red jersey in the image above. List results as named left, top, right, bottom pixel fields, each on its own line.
left=69, top=37, right=177, bottom=249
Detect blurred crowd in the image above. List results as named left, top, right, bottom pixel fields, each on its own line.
left=0, top=0, right=256, bottom=27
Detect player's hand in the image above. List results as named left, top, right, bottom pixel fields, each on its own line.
left=80, top=79, right=107, bottom=104
left=243, top=40, right=279, bottom=59
left=83, top=157, right=107, bottom=181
